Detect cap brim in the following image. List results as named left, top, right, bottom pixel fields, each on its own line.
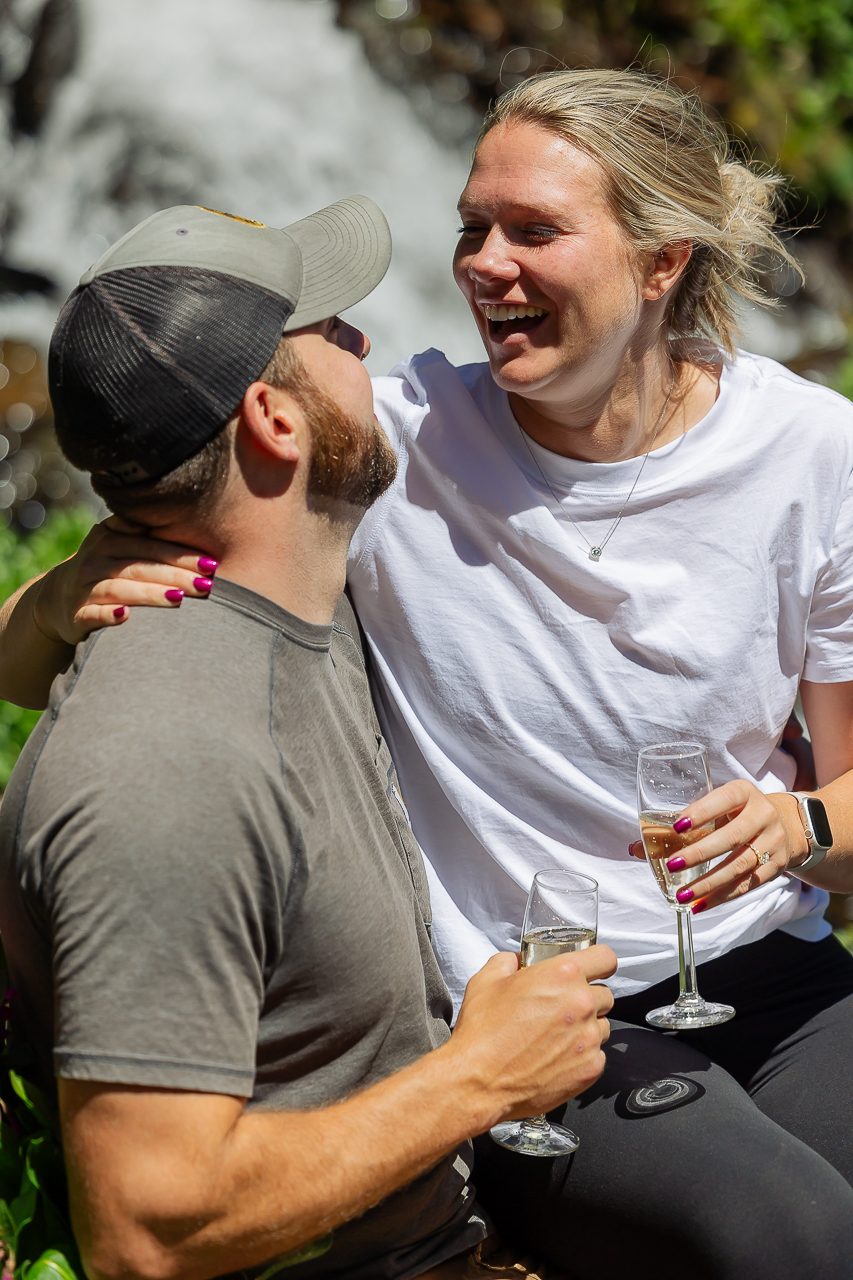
left=281, top=195, right=391, bottom=331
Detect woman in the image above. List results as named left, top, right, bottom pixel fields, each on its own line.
left=5, top=69, right=853, bottom=1278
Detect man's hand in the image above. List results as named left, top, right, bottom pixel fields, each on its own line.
left=447, top=945, right=616, bottom=1128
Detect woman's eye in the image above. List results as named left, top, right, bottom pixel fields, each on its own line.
left=522, top=225, right=559, bottom=240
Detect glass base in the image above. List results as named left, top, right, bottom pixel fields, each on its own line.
left=490, top=1118, right=580, bottom=1157
left=646, top=998, right=736, bottom=1030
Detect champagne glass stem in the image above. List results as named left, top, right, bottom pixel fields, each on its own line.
left=676, top=908, right=699, bottom=1005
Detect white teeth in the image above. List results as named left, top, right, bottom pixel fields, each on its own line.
left=482, top=304, right=546, bottom=321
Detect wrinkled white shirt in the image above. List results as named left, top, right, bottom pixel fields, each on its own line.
left=349, top=349, right=848, bottom=1006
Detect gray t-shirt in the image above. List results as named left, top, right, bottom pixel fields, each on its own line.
left=0, top=578, right=486, bottom=1279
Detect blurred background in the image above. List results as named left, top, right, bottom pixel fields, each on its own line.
left=1, top=0, right=853, bottom=939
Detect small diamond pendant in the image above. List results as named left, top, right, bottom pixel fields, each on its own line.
left=589, top=547, right=602, bottom=561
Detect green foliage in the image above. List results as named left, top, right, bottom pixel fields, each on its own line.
left=350, top=0, right=853, bottom=234
left=832, top=344, right=853, bottom=400
left=694, top=0, right=853, bottom=206
left=0, top=508, right=95, bottom=789
left=0, top=945, right=83, bottom=1280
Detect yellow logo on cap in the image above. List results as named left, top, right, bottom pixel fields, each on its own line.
left=196, top=207, right=267, bottom=227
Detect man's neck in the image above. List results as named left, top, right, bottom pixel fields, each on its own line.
left=155, top=502, right=359, bottom=627
left=216, top=529, right=347, bottom=626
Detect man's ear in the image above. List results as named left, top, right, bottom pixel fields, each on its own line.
left=239, top=382, right=304, bottom=465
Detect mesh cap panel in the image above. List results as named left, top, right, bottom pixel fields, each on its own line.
left=50, top=267, right=293, bottom=483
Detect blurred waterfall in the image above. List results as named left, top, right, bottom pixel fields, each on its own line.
left=0, top=0, right=487, bottom=375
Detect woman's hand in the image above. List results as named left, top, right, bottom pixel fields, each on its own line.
left=31, top=516, right=217, bottom=646
left=628, top=780, right=808, bottom=914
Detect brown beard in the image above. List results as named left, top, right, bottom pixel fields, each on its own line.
left=302, top=378, right=397, bottom=510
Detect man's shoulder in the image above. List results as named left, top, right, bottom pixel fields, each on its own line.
left=15, top=595, right=281, bottom=817
left=60, top=594, right=273, bottom=724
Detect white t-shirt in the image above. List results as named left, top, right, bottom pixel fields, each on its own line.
left=349, top=348, right=853, bottom=1006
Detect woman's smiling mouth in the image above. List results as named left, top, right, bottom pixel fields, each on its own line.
left=480, top=303, right=548, bottom=336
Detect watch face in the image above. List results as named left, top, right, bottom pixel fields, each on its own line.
left=806, top=798, right=833, bottom=848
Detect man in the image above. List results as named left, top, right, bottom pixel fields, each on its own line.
left=0, top=200, right=616, bottom=1280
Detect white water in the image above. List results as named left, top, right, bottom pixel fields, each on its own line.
left=0, top=0, right=487, bottom=374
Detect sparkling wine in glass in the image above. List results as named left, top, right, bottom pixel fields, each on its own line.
left=490, top=869, right=598, bottom=1158
left=637, top=743, right=735, bottom=1030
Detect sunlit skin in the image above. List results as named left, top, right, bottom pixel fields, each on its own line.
left=293, top=314, right=375, bottom=427
left=453, top=121, right=720, bottom=463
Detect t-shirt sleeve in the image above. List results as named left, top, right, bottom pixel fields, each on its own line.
left=804, top=459, right=853, bottom=683
left=27, top=725, right=291, bottom=1096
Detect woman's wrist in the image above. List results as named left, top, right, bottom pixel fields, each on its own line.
left=769, top=792, right=810, bottom=868
left=30, top=569, right=74, bottom=648
left=768, top=788, right=809, bottom=870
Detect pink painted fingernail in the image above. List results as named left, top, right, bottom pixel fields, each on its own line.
left=113, top=606, right=126, bottom=619
left=628, top=843, right=637, bottom=856
left=691, top=899, right=708, bottom=915
left=676, top=887, right=694, bottom=904
left=673, top=817, right=692, bottom=834
left=164, top=589, right=184, bottom=603
left=198, top=557, right=218, bottom=574
left=193, top=577, right=213, bottom=593
left=666, top=856, right=686, bottom=872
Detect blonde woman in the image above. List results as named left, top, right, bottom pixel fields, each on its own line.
left=4, top=70, right=853, bottom=1277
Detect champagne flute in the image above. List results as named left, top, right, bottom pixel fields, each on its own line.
left=490, top=869, right=598, bottom=1157
left=637, top=742, right=735, bottom=1029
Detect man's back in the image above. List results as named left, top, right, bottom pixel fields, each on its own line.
left=0, top=578, right=483, bottom=1278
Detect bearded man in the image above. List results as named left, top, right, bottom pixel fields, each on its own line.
left=0, top=201, right=615, bottom=1280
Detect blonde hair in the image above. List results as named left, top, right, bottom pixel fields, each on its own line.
left=478, top=68, right=799, bottom=356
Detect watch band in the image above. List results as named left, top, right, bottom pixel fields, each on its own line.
left=788, top=791, right=831, bottom=874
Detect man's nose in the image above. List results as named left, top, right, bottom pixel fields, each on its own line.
left=467, top=229, right=520, bottom=284
left=338, top=319, right=370, bottom=360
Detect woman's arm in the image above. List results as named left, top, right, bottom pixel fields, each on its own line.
left=628, top=680, right=853, bottom=907
left=0, top=519, right=216, bottom=710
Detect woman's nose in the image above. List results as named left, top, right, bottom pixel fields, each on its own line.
left=467, top=230, right=520, bottom=283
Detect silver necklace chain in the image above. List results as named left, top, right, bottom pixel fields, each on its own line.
left=517, top=371, right=676, bottom=563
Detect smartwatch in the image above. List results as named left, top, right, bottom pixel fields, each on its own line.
left=788, top=792, right=833, bottom=874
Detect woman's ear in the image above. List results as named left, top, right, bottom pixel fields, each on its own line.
left=643, top=242, right=693, bottom=301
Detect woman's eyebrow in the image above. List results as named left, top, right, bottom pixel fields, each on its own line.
left=457, top=198, right=572, bottom=222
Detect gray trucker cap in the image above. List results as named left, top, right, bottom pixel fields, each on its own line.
left=78, top=196, right=392, bottom=331
left=50, top=197, right=391, bottom=486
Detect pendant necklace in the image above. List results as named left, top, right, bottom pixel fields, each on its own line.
left=517, top=371, right=675, bottom=563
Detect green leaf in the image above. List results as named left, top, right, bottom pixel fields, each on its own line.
left=8, top=1077, right=55, bottom=1137
left=5, top=1182, right=37, bottom=1249
left=24, top=1249, right=80, bottom=1280
left=0, top=1198, right=17, bottom=1251
left=23, top=1135, right=66, bottom=1212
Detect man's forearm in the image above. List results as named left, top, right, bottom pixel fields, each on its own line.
left=0, top=573, right=73, bottom=708
left=64, top=951, right=614, bottom=1280
left=64, top=1040, right=494, bottom=1280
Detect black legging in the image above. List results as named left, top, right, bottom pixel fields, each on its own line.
left=472, top=929, right=853, bottom=1280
